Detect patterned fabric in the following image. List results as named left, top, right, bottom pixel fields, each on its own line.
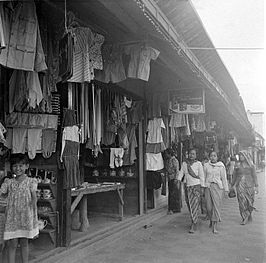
left=185, top=184, right=201, bottom=223
left=236, top=177, right=255, bottom=220
left=205, top=183, right=223, bottom=222
left=166, top=156, right=179, bottom=180
left=0, top=177, right=38, bottom=240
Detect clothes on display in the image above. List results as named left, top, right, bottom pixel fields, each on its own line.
left=0, top=122, right=6, bottom=145
left=27, top=129, right=42, bottom=160
left=110, top=148, right=125, bottom=168
left=96, top=45, right=126, bottom=83
left=0, top=1, right=47, bottom=72
left=61, top=110, right=81, bottom=189
left=123, top=124, right=137, bottom=166
left=125, top=44, right=160, bottom=81
left=146, top=171, right=162, bottom=190
left=146, top=152, right=164, bottom=171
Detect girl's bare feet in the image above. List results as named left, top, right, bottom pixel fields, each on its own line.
left=212, top=222, right=218, bottom=234
left=209, top=221, right=212, bottom=228
left=189, top=223, right=196, bottom=234
left=241, top=216, right=249, bottom=225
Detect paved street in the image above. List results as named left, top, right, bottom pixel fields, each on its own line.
left=69, top=171, right=265, bottom=263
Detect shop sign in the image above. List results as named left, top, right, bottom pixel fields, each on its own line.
left=168, top=88, right=205, bottom=114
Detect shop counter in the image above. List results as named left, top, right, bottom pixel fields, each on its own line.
left=71, top=183, right=125, bottom=231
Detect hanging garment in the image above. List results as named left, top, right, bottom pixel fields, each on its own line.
left=5, top=128, right=12, bottom=149
left=123, top=124, right=138, bottom=166
left=96, top=45, right=126, bottom=83
left=194, top=115, right=206, bottom=132
left=125, top=44, right=160, bottom=81
left=60, top=125, right=79, bottom=162
left=62, top=109, right=77, bottom=127
left=61, top=140, right=81, bottom=189
left=127, top=101, right=143, bottom=124
left=146, top=171, right=162, bottom=190
left=59, top=32, right=74, bottom=82
left=27, top=129, right=42, bottom=159
left=146, top=152, right=164, bottom=171
left=88, top=32, right=105, bottom=79
left=9, top=70, right=27, bottom=113
left=110, top=148, right=125, bottom=168
left=0, top=1, right=47, bottom=72
left=42, top=129, right=57, bottom=159
left=27, top=72, right=43, bottom=109
left=169, top=114, right=186, bottom=128
left=12, top=128, right=27, bottom=154
left=184, top=114, right=191, bottom=136
left=94, top=88, right=102, bottom=155
left=147, top=118, right=165, bottom=144
left=0, top=2, right=8, bottom=50
left=161, top=116, right=169, bottom=149
left=68, top=27, right=94, bottom=83
left=0, top=122, right=7, bottom=145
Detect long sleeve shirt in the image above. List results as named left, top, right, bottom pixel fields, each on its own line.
left=178, top=161, right=205, bottom=187
left=204, top=161, right=229, bottom=191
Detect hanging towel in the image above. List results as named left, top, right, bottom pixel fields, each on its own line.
left=42, top=129, right=57, bottom=159
left=12, top=128, right=27, bottom=154
left=27, top=129, right=42, bottom=159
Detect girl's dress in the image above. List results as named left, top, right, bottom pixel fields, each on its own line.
left=0, top=177, right=39, bottom=240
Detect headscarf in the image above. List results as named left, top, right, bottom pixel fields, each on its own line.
left=239, top=150, right=254, bottom=167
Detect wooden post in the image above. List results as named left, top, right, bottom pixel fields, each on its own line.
left=118, top=189, right=124, bottom=221
left=138, top=121, right=145, bottom=215
left=79, top=196, right=90, bottom=232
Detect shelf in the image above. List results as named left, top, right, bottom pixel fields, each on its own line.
left=86, top=176, right=137, bottom=179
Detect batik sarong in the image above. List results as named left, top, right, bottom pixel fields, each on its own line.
left=236, top=178, right=255, bottom=220
left=185, top=184, right=201, bottom=223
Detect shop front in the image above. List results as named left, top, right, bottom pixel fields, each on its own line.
left=0, top=0, right=255, bottom=262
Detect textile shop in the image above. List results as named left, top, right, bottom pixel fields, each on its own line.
left=0, top=0, right=238, bottom=261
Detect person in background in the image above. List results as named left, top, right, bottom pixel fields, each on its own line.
left=227, top=156, right=236, bottom=187
left=178, top=148, right=205, bottom=233
left=0, top=154, right=39, bottom=263
left=165, top=148, right=181, bottom=214
left=231, top=150, right=258, bottom=225
left=204, top=151, right=229, bottom=234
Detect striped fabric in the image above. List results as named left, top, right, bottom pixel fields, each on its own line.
left=68, top=27, right=93, bottom=83
left=185, top=184, right=201, bottom=223
left=237, top=178, right=255, bottom=220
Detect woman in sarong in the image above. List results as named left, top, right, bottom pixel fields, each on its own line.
left=204, top=152, right=229, bottom=234
left=231, top=150, right=258, bottom=225
left=165, top=149, right=181, bottom=214
left=178, top=149, right=205, bottom=233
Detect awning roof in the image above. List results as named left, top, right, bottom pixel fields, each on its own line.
left=153, top=0, right=251, bottom=127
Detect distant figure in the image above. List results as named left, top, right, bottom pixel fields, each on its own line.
left=227, top=156, right=236, bottom=186
left=204, top=151, right=229, bottom=234
left=164, top=149, right=181, bottom=214
left=178, top=149, right=205, bottom=234
left=231, top=150, right=259, bottom=225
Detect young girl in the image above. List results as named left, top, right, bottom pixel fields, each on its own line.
left=0, top=154, right=39, bottom=263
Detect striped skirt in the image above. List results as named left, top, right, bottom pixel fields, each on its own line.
left=236, top=179, right=255, bottom=220
left=185, top=184, right=201, bottom=224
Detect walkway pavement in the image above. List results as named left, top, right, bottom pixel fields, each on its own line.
left=56, top=171, right=266, bottom=263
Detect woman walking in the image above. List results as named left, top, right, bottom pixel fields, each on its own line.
left=165, top=149, right=181, bottom=214
left=231, top=150, right=258, bottom=225
left=178, top=149, right=205, bottom=233
left=204, top=151, right=229, bottom=234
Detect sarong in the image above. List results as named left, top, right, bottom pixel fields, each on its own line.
left=168, top=179, right=182, bottom=212
left=185, top=184, right=201, bottom=223
left=236, top=179, right=255, bottom=220
left=205, top=183, right=223, bottom=222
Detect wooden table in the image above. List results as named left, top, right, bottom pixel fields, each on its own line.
left=71, top=183, right=125, bottom=232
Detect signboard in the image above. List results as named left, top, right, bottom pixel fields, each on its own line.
left=168, top=88, right=205, bottom=114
